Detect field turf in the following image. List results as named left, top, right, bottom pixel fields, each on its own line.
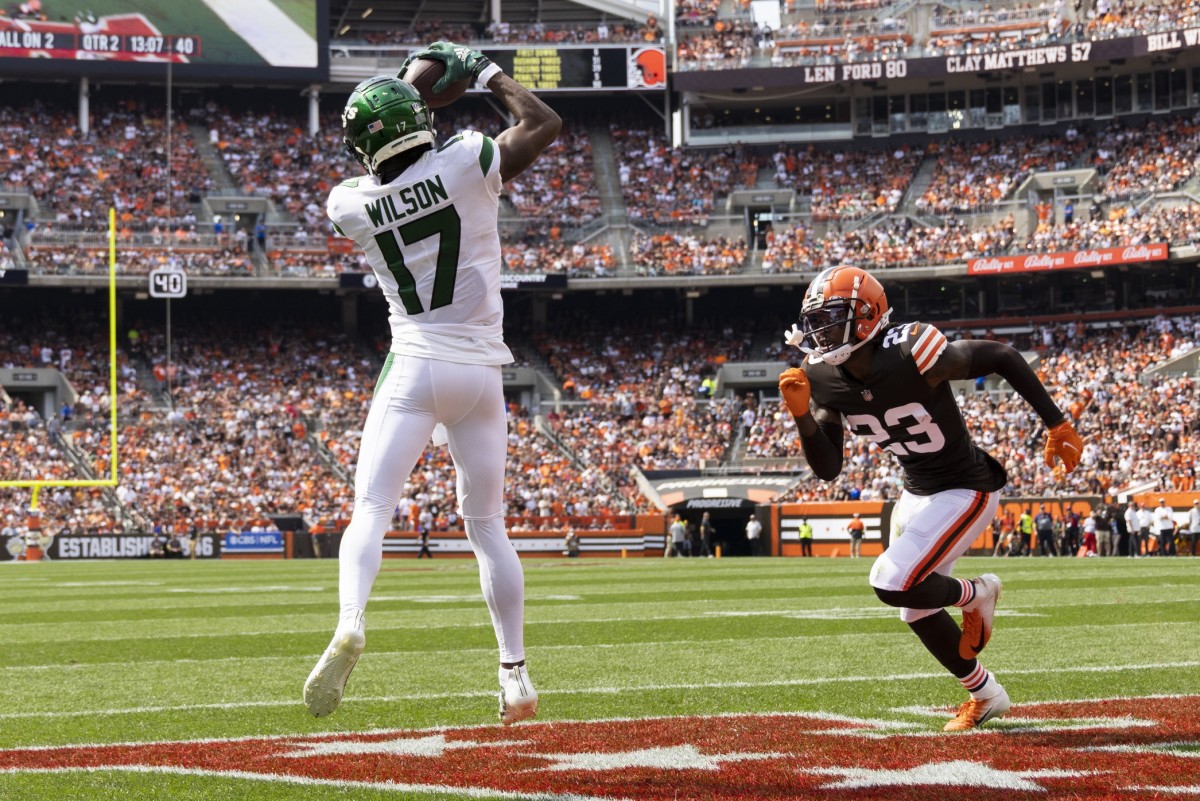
left=0, top=555, right=1197, bottom=799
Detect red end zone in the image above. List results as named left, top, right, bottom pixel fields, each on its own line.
left=2, top=697, right=1198, bottom=799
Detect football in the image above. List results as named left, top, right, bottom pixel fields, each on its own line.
left=402, top=57, right=470, bottom=109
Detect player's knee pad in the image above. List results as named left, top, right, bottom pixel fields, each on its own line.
left=868, top=551, right=904, bottom=592
left=352, top=491, right=398, bottom=519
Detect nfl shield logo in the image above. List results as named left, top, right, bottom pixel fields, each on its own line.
left=861, top=389, right=873, bottom=401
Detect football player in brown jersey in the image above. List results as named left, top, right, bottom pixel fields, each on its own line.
left=778, top=266, right=1082, bottom=731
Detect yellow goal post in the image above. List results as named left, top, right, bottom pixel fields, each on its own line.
left=0, top=208, right=119, bottom=512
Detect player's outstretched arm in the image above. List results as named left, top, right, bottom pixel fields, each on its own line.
left=489, top=72, right=562, bottom=183
left=930, top=340, right=1083, bottom=472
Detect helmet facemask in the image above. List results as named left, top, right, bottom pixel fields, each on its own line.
left=790, top=270, right=891, bottom=366
left=801, top=298, right=859, bottom=352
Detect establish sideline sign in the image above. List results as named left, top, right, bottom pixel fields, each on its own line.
left=45, top=533, right=220, bottom=559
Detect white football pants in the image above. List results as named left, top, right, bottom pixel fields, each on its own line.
left=337, top=354, right=525, bottom=663
left=869, top=488, right=999, bottom=623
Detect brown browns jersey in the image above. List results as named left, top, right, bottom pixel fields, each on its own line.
left=805, top=321, right=1007, bottom=496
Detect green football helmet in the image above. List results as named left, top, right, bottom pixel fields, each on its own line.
left=342, top=76, right=434, bottom=175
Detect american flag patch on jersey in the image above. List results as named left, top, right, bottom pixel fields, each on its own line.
left=912, top=325, right=948, bottom=374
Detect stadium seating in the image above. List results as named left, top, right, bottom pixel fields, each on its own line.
left=1084, top=0, right=1200, bottom=40
left=611, top=125, right=758, bottom=226
left=3, top=296, right=1200, bottom=533
left=6, top=22, right=1200, bottom=537
left=1, top=102, right=210, bottom=230
left=772, top=144, right=922, bottom=220
left=8, top=89, right=1200, bottom=279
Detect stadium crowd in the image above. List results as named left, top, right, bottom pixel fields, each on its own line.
left=1092, top=113, right=1200, bottom=199
left=1083, top=0, right=1200, bottom=39
left=24, top=245, right=255, bottom=276
left=350, top=18, right=656, bottom=47
left=1023, top=203, right=1200, bottom=253
left=762, top=214, right=1017, bottom=273
left=925, top=5, right=1069, bottom=57
left=503, top=126, right=601, bottom=226
left=917, top=133, right=1090, bottom=214
left=1, top=101, right=210, bottom=231
left=4, top=306, right=1200, bottom=537
left=630, top=230, right=747, bottom=275
left=10, top=93, right=1200, bottom=280
left=772, top=144, right=923, bottom=220
left=612, top=126, right=758, bottom=226
left=502, top=241, right=615, bottom=277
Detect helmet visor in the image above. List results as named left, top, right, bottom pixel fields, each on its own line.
left=801, top=299, right=854, bottom=350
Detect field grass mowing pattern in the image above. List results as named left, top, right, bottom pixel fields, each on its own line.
left=0, top=555, right=1197, bottom=799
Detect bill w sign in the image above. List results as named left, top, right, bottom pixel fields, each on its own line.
left=1, top=696, right=1198, bottom=798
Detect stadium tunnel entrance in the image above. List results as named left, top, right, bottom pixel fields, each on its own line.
left=672, top=497, right=759, bottom=556
left=648, top=470, right=795, bottom=556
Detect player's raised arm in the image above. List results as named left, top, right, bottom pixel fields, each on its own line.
left=398, top=41, right=560, bottom=182
left=487, top=72, right=561, bottom=183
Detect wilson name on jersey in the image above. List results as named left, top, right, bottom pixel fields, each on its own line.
left=327, top=130, right=512, bottom=365
left=806, top=322, right=1007, bottom=495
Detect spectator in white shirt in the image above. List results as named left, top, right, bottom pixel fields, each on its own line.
left=1152, top=498, right=1177, bottom=557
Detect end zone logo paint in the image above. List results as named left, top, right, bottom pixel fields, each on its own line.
left=2, top=697, right=1198, bottom=799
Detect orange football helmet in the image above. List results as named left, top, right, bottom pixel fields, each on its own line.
left=788, top=265, right=891, bottom=365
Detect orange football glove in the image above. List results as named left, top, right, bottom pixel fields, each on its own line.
left=1044, top=420, right=1083, bottom=473
left=778, top=367, right=812, bottom=418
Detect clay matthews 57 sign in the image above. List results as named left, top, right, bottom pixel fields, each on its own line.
left=967, top=243, right=1168, bottom=275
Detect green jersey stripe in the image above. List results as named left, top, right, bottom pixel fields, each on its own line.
left=479, top=136, right=495, bottom=176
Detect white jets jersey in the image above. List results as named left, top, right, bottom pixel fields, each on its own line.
left=327, top=130, right=512, bottom=365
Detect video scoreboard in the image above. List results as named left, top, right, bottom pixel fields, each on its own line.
left=0, top=0, right=328, bottom=81
left=484, top=46, right=666, bottom=91
left=0, top=28, right=202, bottom=60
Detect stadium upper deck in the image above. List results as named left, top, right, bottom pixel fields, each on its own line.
left=0, top=1, right=1199, bottom=307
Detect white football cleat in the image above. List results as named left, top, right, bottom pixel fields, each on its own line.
left=498, top=664, right=538, bottom=725
left=304, top=612, right=365, bottom=717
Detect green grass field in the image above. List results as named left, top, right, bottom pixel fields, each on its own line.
left=0, top=555, right=1197, bottom=800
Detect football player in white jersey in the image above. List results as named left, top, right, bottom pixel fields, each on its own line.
left=304, top=42, right=560, bottom=725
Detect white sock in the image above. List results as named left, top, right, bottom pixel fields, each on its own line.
left=464, top=514, right=526, bottom=664
left=338, top=608, right=364, bottom=631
